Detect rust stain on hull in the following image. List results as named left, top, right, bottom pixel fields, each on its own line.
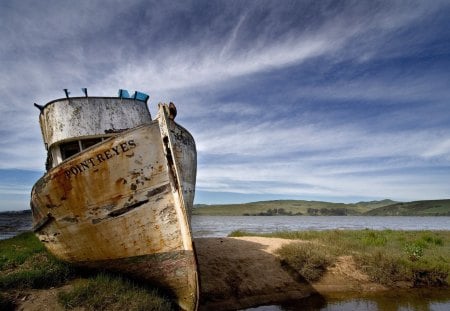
left=31, top=101, right=198, bottom=311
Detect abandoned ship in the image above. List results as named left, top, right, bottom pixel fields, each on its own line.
left=30, top=89, right=198, bottom=310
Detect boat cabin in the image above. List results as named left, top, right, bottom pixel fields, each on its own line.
left=36, top=89, right=151, bottom=170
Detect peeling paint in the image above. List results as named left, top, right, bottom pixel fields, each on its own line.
left=61, top=216, right=78, bottom=223
left=31, top=101, right=198, bottom=311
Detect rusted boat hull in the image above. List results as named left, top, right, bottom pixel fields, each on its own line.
left=30, top=106, right=198, bottom=310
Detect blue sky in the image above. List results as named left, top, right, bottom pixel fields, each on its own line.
left=1, top=0, right=450, bottom=211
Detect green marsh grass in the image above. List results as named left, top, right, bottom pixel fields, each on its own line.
left=229, top=229, right=450, bottom=286
left=1, top=232, right=173, bottom=310
left=0, top=231, right=46, bottom=269
left=276, top=242, right=332, bottom=281
left=0, top=232, right=72, bottom=289
left=58, top=273, right=173, bottom=311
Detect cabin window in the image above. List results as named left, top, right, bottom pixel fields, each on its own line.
left=59, top=137, right=105, bottom=161
left=58, top=137, right=107, bottom=162
left=60, top=141, right=81, bottom=160
left=81, top=138, right=102, bottom=150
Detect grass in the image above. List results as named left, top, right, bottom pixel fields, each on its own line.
left=58, top=273, right=173, bottom=311
left=0, top=232, right=72, bottom=289
left=0, top=232, right=173, bottom=310
left=276, top=242, right=332, bottom=282
left=365, top=199, right=450, bottom=216
left=229, top=229, right=450, bottom=286
left=0, top=231, right=46, bottom=270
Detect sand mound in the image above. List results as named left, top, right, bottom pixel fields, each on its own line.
left=313, top=255, right=386, bottom=293
left=195, top=237, right=314, bottom=310
left=195, top=237, right=385, bottom=310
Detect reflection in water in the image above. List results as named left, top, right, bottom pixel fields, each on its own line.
left=243, top=289, right=450, bottom=311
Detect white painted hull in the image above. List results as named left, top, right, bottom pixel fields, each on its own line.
left=31, top=105, right=198, bottom=310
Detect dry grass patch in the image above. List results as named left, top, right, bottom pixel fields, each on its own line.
left=276, top=242, right=333, bottom=282
left=58, top=274, right=173, bottom=311
left=230, top=229, right=450, bottom=287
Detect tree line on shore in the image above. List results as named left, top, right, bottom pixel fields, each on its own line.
left=193, top=199, right=450, bottom=216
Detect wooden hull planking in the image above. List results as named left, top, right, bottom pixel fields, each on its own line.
left=31, top=106, right=198, bottom=310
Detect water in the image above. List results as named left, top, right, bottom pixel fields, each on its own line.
left=0, top=211, right=32, bottom=240
left=1, top=214, right=449, bottom=239
left=2, top=213, right=448, bottom=240
left=242, top=290, right=450, bottom=311
left=191, top=216, right=450, bottom=238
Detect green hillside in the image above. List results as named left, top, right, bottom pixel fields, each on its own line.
left=364, top=199, right=450, bottom=216
left=192, top=199, right=396, bottom=216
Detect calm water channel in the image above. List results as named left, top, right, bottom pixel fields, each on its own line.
left=1, top=214, right=449, bottom=240
left=191, top=215, right=450, bottom=238
left=242, top=290, right=450, bottom=311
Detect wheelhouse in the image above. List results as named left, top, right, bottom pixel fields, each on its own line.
left=36, top=89, right=151, bottom=169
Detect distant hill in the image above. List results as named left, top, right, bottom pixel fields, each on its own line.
left=192, top=199, right=397, bottom=216
left=364, top=199, right=450, bottom=216
left=0, top=210, right=31, bottom=216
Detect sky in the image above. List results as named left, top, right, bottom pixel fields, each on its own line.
left=1, top=0, right=450, bottom=211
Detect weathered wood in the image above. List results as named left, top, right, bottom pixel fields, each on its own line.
left=31, top=97, right=198, bottom=311
left=38, top=97, right=152, bottom=149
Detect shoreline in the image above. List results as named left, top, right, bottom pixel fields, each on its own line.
left=1, top=231, right=449, bottom=310
left=196, top=236, right=389, bottom=310
left=2, top=213, right=450, bottom=242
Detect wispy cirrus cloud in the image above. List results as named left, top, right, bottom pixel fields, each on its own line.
left=197, top=161, right=450, bottom=202
left=88, top=0, right=448, bottom=96
left=1, top=1, right=450, bottom=210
